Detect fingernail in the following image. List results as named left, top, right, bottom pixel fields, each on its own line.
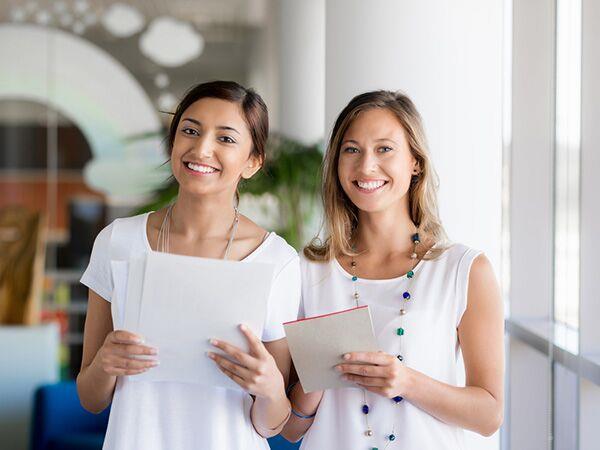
left=343, top=354, right=350, bottom=360
left=335, top=366, right=343, bottom=372
left=207, top=352, right=215, bottom=359
left=239, top=324, right=247, bottom=331
left=209, top=339, right=217, bottom=345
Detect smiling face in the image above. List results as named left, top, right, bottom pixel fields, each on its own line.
left=170, top=97, right=261, bottom=198
left=337, top=107, right=419, bottom=214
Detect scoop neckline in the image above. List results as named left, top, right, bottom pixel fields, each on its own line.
left=142, top=211, right=275, bottom=262
left=333, top=251, right=429, bottom=284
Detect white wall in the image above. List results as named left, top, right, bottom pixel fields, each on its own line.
left=325, top=0, right=503, bottom=271
left=278, top=0, right=325, bottom=144
left=325, top=1, right=503, bottom=449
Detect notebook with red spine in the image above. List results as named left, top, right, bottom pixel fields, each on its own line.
left=284, top=305, right=379, bottom=392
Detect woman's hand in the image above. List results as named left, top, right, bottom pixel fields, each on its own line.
left=336, top=351, right=412, bottom=398
left=208, top=324, right=286, bottom=400
left=92, top=330, right=159, bottom=377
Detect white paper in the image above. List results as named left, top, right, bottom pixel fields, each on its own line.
left=284, top=306, right=380, bottom=393
left=123, top=251, right=275, bottom=390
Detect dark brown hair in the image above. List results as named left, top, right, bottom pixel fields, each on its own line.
left=167, top=80, right=268, bottom=165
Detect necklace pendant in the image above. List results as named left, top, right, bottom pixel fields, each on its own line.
left=365, top=428, right=373, bottom=437
left=410, top=252, right=417, bottom=259
left=399, top=308, right=406, bottom=316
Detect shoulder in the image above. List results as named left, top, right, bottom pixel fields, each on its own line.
left=94, top=213, right=149, bottom=259
left=431, top=242, right=482, bottom=267
left=252, top=233, right=299, bottom=275
left=299, top=251, right=330, bottom=271
left=439, top=242, right=480, bottom=258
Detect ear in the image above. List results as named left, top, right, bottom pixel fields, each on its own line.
left=412, top=158, right=421, bottom=175
left=241, top=153, right=263, bottom=180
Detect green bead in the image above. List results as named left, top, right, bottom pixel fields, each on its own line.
left=407, top=270, right=414, bottom=278
left=396, top=327, right=405, bottom=336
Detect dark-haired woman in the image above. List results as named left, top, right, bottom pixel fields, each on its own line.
left=77, top=81, right=300, bottom=450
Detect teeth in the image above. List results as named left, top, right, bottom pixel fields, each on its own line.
left=357, top=180, right=386, bottom=190
left=187, top=162, right=217, bottom=173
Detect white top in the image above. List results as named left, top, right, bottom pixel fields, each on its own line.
left=298, top=243, right=481, bottom=450
left=80, top=212, right=301, bottom=450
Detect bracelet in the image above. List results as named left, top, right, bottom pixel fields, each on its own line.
left=291, top=407, right=316, bottom=419
left=286, top=381, right=298, bottom=397
left=252, top=406, right=291, bottom=437
left=287, top=381, right=317, bottom=419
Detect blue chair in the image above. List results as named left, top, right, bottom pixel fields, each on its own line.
left=31, top=382, right=109, bottom=450
left=31, top=381, right=300, bottom=450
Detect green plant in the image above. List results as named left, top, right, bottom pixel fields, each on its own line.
left=135, top=134, right=323, bottom=249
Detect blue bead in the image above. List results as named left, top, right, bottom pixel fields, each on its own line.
left=389, top=434, right=396, bottom=441
left=407, top=270, right=414, bottom=278
left=393, top=395, right=403, bottom=403
left=352, top=276, right=358, bottom=282
left=362, top=404, right=369, bottom=414
left=411, top=233, right=420, bottom=243
left=403, top=291, right=411, bottom=299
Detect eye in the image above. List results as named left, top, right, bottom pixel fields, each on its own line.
left=378, top=146, right=393, bottom=153
left=218, top=136, right=236, bottom=144
left=343, top=146, right=359, bottom=154
left=181, top=127, right=199, bottom=136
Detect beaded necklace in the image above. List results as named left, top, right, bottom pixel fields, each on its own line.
left=349, top=232, right=421, bottom=450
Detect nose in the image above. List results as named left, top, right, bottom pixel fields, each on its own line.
left=357, top=150, right=378, bottom=173
left=196, top=135, right=214, bottom=158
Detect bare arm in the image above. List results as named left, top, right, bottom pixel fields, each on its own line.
left=250, top=338, right=294, bottom=437
left=338, top=254, right=504, bottom=436
left=209, top=327, right=292, bottom=438
left=405, top=254, right=504, bottom=435
left=76, top=290, right=159, bottom=414
left=280, top=365, right=323, bottom=443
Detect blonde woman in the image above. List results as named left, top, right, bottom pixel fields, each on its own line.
left=281, top=90, right=504, bottom=449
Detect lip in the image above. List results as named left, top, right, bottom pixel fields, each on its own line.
left=182, top=160, right=220, bottom=176
left=352, top=179, right=389, bottom=193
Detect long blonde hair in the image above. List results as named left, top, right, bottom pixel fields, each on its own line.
left=304, top=90, right=448, bottom=261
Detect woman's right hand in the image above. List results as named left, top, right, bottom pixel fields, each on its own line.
left=92, top=330, right=159, bottom=377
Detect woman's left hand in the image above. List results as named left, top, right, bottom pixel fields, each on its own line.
left=208, top=324, right=285, bottom=400
left=336, top=351, right=412, bottom=399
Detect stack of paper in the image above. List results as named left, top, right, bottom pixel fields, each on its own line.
left=284, top=306, right=380, bottom=393
left=122, top=251, right=275, bottom=390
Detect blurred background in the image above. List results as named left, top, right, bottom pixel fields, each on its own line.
left=0, top=1, right=598, bottom=450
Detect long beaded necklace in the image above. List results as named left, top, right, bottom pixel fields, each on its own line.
left=349, top=231, right=422, bottom=450
left=156, top=203, right=240, bottom=257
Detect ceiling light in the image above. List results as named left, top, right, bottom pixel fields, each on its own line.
left=101, top=3, right=145, bottom=38
left=140, top=16, right=204, bottom=67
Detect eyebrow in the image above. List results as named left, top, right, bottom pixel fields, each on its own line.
left=181, top=118, right=241, bottom=135
left=341, top=138, right=398, bottom=145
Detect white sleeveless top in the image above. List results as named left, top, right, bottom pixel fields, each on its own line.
left=298, top=243, right=481, bottom=450
left=80, top=213, right=301, bottom=450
